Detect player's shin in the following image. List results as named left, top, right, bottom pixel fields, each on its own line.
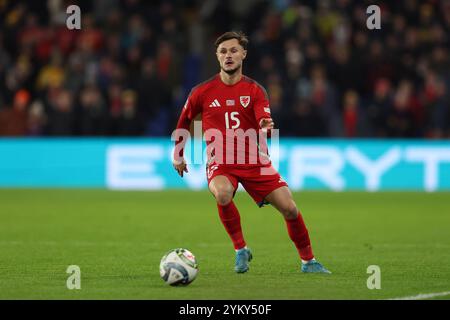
left=285, top=212, right=314, bottom=261
left=217, top=201, right=246, bottom=250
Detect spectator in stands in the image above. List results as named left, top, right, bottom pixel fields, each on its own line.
left=0, top=89, right=30, bottom=136
left=78, top=84, right=107, bottom=136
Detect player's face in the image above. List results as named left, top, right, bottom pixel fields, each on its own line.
left=216, top=39, right=247, bottom=75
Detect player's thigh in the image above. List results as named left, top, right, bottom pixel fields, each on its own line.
left=265, top=186, right=298, bottom=219
left=238, top=166, right=287, bottom=207
left=208, top=175, right=237, bottom=204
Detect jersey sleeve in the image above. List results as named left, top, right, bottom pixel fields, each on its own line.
left=176, top=89, right=202, bottom=130
left=173, top=89, right=202, bottom=161
left=253, top=84, right=271, bottom=125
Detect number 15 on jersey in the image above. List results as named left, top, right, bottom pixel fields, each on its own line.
left=225, top=111, right=240, bottom=129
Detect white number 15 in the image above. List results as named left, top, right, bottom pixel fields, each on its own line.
left=225, top=111, right=240, bottom=129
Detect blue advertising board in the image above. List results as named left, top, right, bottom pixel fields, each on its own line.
left=1, top=138, right=450, bottom=191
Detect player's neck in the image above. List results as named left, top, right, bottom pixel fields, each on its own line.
left=219, top=69, right=243, bottom=86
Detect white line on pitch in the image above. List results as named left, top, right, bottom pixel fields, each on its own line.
left=387, top=291, right=450, bottom=300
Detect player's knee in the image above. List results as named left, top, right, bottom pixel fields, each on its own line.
left=215, top=189, right=234, bottom=206
left=281, top=202, right=298, bottom=220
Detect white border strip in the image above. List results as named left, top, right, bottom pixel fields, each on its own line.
left=388, top=291, right=450, bottom=300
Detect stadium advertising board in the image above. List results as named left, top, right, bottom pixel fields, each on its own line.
left=0, top=139, right=449, bottom=191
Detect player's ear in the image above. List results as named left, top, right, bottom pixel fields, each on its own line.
left=242, top=50, right=247, bottom=60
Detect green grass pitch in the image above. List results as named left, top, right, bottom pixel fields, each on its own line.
left=0, top=189, right=449, bottom=300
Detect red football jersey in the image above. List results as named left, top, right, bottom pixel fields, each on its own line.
left=174, top=74, right=272, bottom=167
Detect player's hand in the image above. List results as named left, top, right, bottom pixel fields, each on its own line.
left=259, top=118, right=274, bottom=131
left=173, top=158, right=188, bottom=177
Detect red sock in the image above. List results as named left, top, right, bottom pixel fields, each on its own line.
left=217, top=201, right=246, bottom=250
left=285, top=212, right=314, bottom=261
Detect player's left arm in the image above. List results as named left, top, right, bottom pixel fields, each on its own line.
left=253, top=85, right=274, bottom=132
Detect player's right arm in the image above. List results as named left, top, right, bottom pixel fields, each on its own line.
left=172, top=89, right=202, bottom=177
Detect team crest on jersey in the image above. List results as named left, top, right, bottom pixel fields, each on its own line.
left=240, top=96, right=250, bottom=108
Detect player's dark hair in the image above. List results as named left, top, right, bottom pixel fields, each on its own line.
left=215, top=31, right=248, bottom=50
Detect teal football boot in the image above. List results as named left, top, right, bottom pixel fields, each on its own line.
left=235, top=247, right=253, bottom=273
left=301, top=260, right=332, bottom=274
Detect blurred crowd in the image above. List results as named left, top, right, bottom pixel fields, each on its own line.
left=0, top=0, right=449, bottom=138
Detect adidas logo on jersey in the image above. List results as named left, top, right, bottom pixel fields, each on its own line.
left=209, top=99, right=221, bottom=107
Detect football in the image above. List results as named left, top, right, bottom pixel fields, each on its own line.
left=159, top=248, right=199, bottom=286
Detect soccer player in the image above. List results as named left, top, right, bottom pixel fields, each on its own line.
left=173, top=31, right=330, bottom=274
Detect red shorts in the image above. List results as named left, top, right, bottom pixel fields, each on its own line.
left=206, top=162, right=288, bottom=207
